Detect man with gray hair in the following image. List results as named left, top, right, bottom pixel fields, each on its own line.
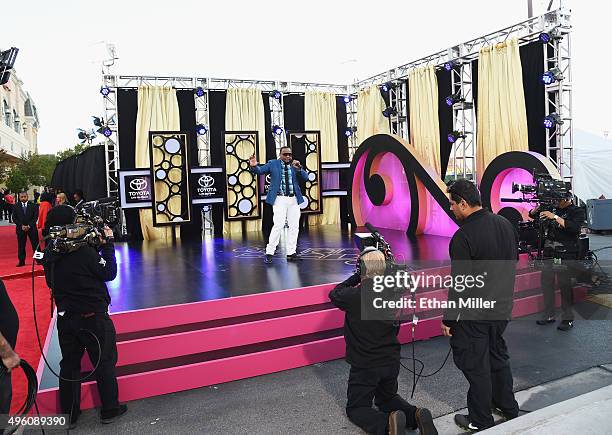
left=329, top=249, right=437, bottom=435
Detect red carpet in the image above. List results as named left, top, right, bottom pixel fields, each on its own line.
left=0, top=226, right=44, bottom=279
left=1, top=224, right=53, bottom=414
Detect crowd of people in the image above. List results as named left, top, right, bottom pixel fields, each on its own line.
left=0, top=187, right=85, bottom=266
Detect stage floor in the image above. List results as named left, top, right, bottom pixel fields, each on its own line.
left=105, top=226, right=452, bottom=313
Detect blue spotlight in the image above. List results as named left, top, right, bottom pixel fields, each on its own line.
left=447, top=131, right=466, bottom=143
left=271, top=90, right=282, bottom=100
left=195, top=87, right=205, bottom=97
left=382, top=106, right=397, bottom=118
left=100, top=86, right=111, bottom=96
left=344, top=127, right=356, bottom=137
left=272, top=125, right=283, bottom=135
left=196, top=124, right=208, bottom=135
left=102, top=126, right=112, bottom=137
left=380, top=82, right=393, bottom=93
left=445, top=92, right=464, bottom=107
left=541, top=67, right=563, bottom=85
left=539, top=32, right=551, bottom=43
left=343, top=95, right=352, bottom=104
left=543, top=113, right=562, bottom=129
left=444, top=60, right=456, bottom=71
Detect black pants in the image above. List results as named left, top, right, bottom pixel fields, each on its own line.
left=346, top=362, right=417, bottom=435
left=450, top=320, right=518, bottom=429
left=541, top=267, right=574, bottom=321
left=57, top=313, right=119, bottom=417
left=16, top=228, right=39, bottom=264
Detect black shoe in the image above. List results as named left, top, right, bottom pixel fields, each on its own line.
left=286, top=253, right=301, bottom=261
left=415, top=408, right=438, bottom=435
left=264, top=254, right=273, bottom=264
left=100, top=404, right=128, bottom=424
left=536, top=317, right=556, bottom=325
left=492, top=406, right=517, bottom=421
left=557, top=320, right=574, bottom=331
left=454, top=414, right=482, bottom=432
left=16, top=261, right=25, bottom=267
left=388, top=410, right=406, bottom=435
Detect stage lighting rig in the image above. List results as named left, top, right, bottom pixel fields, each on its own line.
left=541, top=67, right=563, bottom=85
left=271, top=90, right=282, bottom=100
left=272, top=125, right=283, bottom=135
left=343, top=95, right=355, bottom=104
left=93, top=116, right=103, bottom=127
left=195, top=86, right=205, bottom=97
left=0, top=47, right=19, bottom=86
left=447, top=131, right=466, bottom=143
left=77, top=128, right=96, bottom=144
left=196, top=124, right=208, bottom=135
left=380, top=82, right=395, bottom=93
left=344, top=126, right=357, bottom=137
left=539, top=28, right=562, bottom=43
left=443, top=60, right=458, bottom=71
left=543, top=113, right=563, bottom=129
left=445, top=91, right=464, bottom=107
left=100, top=86, right=111, bottom=97
left=382, top=106, right=397, bottom=118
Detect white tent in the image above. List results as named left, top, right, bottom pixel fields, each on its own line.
left=572, top=129, right=612, bottom=202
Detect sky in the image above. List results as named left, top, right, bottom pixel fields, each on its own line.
left=2, top=0, right=610, bottom=155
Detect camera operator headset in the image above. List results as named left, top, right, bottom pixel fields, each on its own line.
left=40, top=204, right=126, bottom=427
left=529, top=191, right=585, bottom=330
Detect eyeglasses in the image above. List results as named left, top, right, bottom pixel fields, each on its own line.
left=282, top=153, right=292, bottom=156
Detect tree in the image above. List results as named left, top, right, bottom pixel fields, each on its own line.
left=5, top=166, right=29, bottom=193
left=56, top=143, right=90, bottom=162
left=1, top=152, right=58, bottom=191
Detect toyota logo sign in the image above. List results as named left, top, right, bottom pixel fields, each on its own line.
left=130, top=178, right=147, bottom=191
left=198, top=175, right=214, bottom=188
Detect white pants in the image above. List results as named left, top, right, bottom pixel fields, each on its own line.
left=266, top=196, right=301, bottom=255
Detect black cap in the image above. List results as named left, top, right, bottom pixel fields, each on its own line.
left=45, top=205, right=76, bottom=228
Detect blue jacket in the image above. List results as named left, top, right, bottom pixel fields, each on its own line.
left=250, top=159, right=309, bottom=206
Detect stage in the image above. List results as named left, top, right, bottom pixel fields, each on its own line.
left=34, top=225, right=588, bottom=413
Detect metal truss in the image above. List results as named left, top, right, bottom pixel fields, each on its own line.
left=543, top=13, right=573, bottom=187
left=345, top=91, right=358, bottom=160
left=194, top=78, right=210, bottom=166
left=449, top=63, right=476, bottom=181
left=389, top=82, right=408, bottom=141
left=102, top=74, right=119, bottom=198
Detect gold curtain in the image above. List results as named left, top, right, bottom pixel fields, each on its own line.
left=305, top=91, right=339, bottom=225
left=357, top=85, right=390, bottom=141
left=224, top=88, right=267, bottom=234
left=135, top=85, right=180, bottom=241
left=408, top=66, right=441, bottom=176
left=476, top=38, right=529, bottom=181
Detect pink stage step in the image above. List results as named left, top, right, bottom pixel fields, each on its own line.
left=36, top=266, right=588, bottom=414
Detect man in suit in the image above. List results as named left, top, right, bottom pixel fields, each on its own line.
left=12, top=191, right=39, bottom=267
left=249, top=146, right=309, bottom=264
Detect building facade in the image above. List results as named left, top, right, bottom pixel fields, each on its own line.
left=0, top=69, right=39, bottom=160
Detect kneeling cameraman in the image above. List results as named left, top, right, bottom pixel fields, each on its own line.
left=530, top=194, right=585, bottom=331
left=329, top=249, right=437, bottom=435
left=43, top=205, right=127, bottom=428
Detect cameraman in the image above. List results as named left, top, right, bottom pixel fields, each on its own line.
left=329, top=249, right=437, bottom=435
left=530, top=195, right=585, bottom=331
left=43, top=205, right=127, bottom=428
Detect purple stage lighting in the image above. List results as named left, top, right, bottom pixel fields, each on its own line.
left=272, top=125, right=283, bottom=135
left=196, top=124, right=208, bottom=135
left=102, top=126, right=112, bottom=137
left=100, top=86, right=111, bottom=96
left=195, top=87, right=205, bottom=97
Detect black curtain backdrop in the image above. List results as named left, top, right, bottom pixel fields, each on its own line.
left=436, top=69, right=454, bottom=179
left=335, top=96, right=350, bottom=228
left=116, top=88, right=142, bottom=241
left=51, top=145, right=107, bottom=202
left=261, top=92, right=275, bottom=240
left=520, top=41, right=546, bottom=155
left=208, top=90, right=227, bottom=236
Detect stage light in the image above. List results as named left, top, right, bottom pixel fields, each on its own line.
left=101, top=126, right=112, bottom=137
left=195, top=87, right=205, bottom=97
left=382, top=106, right=397, bottom=118
left=447, top=131, right=466, bottom=143
left=92, top=116, right=103, bottom=127
left=196, top=124, right=208, bottom=135
left=445, top=92, right=464, bottom=107
left=543, top=113, right=563, bottom=129
left=444, top=60, right=457, bottom=71
left=272, top=125, right=283, bottom=135
left=271, top=90, right=282, bottom=100
left=380, top=82, right=394, bottom=93
left=541, top=67, right=563, bottom=85
left=343, top=95, right=354, bottom=104
left=77, top=130, right=87, bottom=140
left=344, top=127, right=357, bottom=137
left=539, top=28, right=561, bottom=43
left=100, top=86, right=111, bottom=96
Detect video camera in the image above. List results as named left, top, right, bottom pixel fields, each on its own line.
left=355, top=223, right=406, bottom=276
left=47, top=198, right=119, bottom=254
left=511, top=173, right=572, bottom=209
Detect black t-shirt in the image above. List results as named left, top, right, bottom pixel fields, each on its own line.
left=0, top=280, right=19, bottom=349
